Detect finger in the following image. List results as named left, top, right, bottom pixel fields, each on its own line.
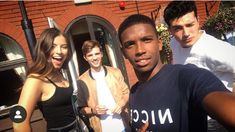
left=112, top=108, right=119, bottom=114
left=98, top=105, right=107, bottom=109
left=138, top=122, right=149, bottom=132
left=118, top=109, right=122, bottom=114
left=113, top=105, right=120, bottom=112
left=100, top=107, right=108, bottom=111
left=114, top=107, right=121, bottom=114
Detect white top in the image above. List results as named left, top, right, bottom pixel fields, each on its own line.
left=171, top=30, right=235, bottom=91
left=92, top=68, right=125, bottom=132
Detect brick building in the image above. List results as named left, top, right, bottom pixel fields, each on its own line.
left=0, top=1, right=220, bottom=131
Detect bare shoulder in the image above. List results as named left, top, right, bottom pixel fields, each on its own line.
left=18, top=74, right=47, bottom=107
left=23, top=74, right=48, bottom=90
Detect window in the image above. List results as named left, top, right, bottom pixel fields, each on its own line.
left=0, top=33, right=27, bottom=116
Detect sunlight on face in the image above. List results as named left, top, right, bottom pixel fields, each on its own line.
left=50, top=35, right=68, bottom=69
left=169, top=11, right=201, bottom=48
left=84, top=46, right=103, bottom=71
left=121, top=23, right=161, bottom=73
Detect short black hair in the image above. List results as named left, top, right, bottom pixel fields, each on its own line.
left=118, top=14, right=157, bottom=43
left=164, top=1, right=197, bottom=27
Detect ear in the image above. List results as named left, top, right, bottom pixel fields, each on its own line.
left=83, top=55, right=87, bottom=61
left=158, top=39, right=163, bottom=51
left=197, top=16, right=201, bottom=30
left=197, top=15, right=200, bottom=23
left=121, top=47, right=127, bottom=59
left=100, top=51, right=103, bottom=57
left=168, top=27, right=173, bottom=35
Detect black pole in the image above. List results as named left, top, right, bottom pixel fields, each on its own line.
left=18, top=1, right=36, bottom=59
left=205, top=2, right=210, bottom=17
left=135, top=1, right=139, bottom=14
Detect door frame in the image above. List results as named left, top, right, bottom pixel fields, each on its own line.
left=65, top=15, right=129, bottom=86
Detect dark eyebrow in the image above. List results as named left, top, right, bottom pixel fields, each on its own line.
left=171, top=25, right=182, bottom=29
left=172, top=19, right=196, bottom=28
left=123, top=40, right=134, bottom=48
left=123, top=40, right=134, bottom=45
left=141, top=35, right=153, bottom=39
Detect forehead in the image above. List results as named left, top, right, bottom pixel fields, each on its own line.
left=170, top=12, right=196, bottom=26
left=53, top=35, right=67, bottom=44
left=86, top=46, right=101, bottom=54
left=121, top=23, right=155, bottom=39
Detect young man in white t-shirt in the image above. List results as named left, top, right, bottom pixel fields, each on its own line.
left=164, top=1, right=235, bottom=131
left=77, top=40, right=130, bottom=132
left=164, top=1, right=235, bottom=92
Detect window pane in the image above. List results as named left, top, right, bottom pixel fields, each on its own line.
left=0, top=69, right=22, bottom=107
left=0, top=34, right=26, bottom=108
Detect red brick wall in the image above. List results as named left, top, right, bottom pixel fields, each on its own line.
left=0, top=1, right=221, bottom=86
left=0, top=19, right=30, bottom=62
left=0, top=1, right=220, bottom=37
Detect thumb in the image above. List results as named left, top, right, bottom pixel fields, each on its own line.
left=138, top=122, right=149, bottom=132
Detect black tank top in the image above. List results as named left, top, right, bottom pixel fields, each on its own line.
left=38, top=77, right=76, bottom=129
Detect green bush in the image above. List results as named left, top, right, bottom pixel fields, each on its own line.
left=156, top=24, right=172, bottom=64
left=202, top=7, right=235, bottom=40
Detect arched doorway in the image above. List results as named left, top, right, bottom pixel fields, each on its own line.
left=65, top=15, right=128, bottom=83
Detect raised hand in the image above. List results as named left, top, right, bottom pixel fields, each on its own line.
left=138, top=122, right=149, bottom=132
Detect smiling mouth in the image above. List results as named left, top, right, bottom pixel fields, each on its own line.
left=53, top=56, right=62, bottom=60
left=135, top=58, right=150, bottom=67
left=92, top=60, right=100, bottom=64
left=52, top=56, right=65, bottom=65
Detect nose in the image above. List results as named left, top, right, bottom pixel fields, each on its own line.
left=183, top=27, right=189, bottom=37
left=89, top=53, right=98, bottom=61
left=55, top=46, right=62, bottom=54
left=92, top=54, right=97, bottom=60
left=135, top=42, right=145, bottom=56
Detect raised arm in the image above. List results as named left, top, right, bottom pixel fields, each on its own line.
left=13, top=77, right=42, bottom=132
left=203, top=91, right=235, bottom=131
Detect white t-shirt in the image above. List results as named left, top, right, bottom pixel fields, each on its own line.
left=171, top=30, right=235, bottom=91
left=92, top=68, right=125, bottom=132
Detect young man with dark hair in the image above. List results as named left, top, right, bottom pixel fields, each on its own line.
left=164, top=1, right=235, bottom=131
left=164, top=1, right=235, bottom=92
left=118, top=14, right=235, bottom=132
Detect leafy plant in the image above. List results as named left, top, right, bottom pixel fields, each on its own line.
left=156, top=24, right=172, bottom=64
left=202, top=7, right=235, bottom=40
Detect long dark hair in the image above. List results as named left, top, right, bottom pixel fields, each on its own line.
left=27, top=28, right=71, bottom=78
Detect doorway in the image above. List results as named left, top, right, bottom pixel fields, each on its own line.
left=65, top=15, right=128, bottom=83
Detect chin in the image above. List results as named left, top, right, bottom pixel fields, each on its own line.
left=135, top=66, right=152, bottom=73
left=185, top=41, right=195, bottom=47
left=53, top=65, right=62, bottom=70
left=92, top=65, right=99, bottom=69
left=182, top=44, right=192, bottom=48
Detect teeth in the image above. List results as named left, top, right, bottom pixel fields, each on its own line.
left=53, top=56, right=62, bottom=59
left=137, top=59, right=146, bottom=63
left=53, top=57, right=63, bottom=61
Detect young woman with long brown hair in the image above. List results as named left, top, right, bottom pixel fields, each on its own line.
left=13, top=28, right=79, bottom=132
